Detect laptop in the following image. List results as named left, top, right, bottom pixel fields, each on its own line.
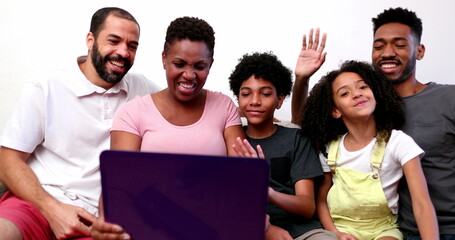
left=100, top=150, right=269, bottom=240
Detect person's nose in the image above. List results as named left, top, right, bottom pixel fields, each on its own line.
left=183, top=66, right=196, bottom=80
left=249, top=93, right=261, bottom=106
left=381, top=44, right=396, bottom=59
left=116, top=43, right=131, bottom=59
left=353, top=89, right=363, bottom=98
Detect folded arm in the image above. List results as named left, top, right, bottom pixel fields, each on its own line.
left=0, top=146, right=96, bottom=239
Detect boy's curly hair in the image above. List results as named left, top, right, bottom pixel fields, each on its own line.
left=163, top=16, right=215, bottom=58
left=300, top=60, right=405, bottom=155
left=229, top=52, right=292, bottom=98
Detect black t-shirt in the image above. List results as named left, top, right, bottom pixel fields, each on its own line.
left=246, top=125, right=324, bottom=238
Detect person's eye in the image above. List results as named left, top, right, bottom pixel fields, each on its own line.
left=340, top=92, right=349, bottom=97
left=173, top=63, right=184, bottom=68
left=195, top=64, right=208, bottom=70
left=373, top=43, right=384, bottom=50
left=108, top=39, right=119, bottom=44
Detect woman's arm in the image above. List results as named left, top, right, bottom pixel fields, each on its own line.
left=403, top=157, right=439, bottom=240
left=110, top=131, right=142, bottom=151
left=224, top=125, right=246, bottom=156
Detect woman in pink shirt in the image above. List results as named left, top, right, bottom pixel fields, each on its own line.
left=91, top=16, right=245, bottom=240
left=110, top=16, right=244, bottom=156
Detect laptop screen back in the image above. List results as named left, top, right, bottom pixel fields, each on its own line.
left=100, top=150, right=269, bottom=240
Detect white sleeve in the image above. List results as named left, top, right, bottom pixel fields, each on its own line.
left=0, top=80, right=46, bottom=152
left=388, top=130, right=425, bottom=166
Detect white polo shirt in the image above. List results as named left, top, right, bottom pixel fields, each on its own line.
left=0, top=58, right=160, bottom=215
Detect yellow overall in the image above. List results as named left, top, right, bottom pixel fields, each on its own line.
left=326, top=137, right=402, bottom=240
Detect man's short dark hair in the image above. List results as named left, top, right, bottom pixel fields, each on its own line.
left=372, top=7, right=423, bottom=43
left=90, top=7, right=139, bottom=39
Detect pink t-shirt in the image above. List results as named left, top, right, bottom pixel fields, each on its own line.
left=112, top=90, right=241, bottom=156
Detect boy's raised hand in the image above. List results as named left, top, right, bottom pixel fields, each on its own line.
left=232, top=137, right=265, bottom=159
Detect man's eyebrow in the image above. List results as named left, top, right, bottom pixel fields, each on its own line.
left=107, top=34, right=139, bottom=45
left=374, top=37, right=408, bottom=43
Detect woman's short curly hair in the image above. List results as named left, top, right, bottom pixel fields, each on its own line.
left=229, top=51, right=292, bottom=98
left=163, top=16, right=215, bottom=58
left=301, top=60, right=404, bottom=154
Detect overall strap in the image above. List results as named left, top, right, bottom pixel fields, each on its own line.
left=327, top=134, right=388, bottom=171
left=370, top=135, right=387, bottom=170
left=327, top=137, right=342, bottom=171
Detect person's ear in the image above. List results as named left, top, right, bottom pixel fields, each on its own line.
left=416, top=44, right=425, bottom=60
left=86, top=32, right=95, bottom=51
left=162, top=52, right=167, bottom=69
left=276, top=94, right=285, bottom=110
left=331, top=107, right=342, bottom=119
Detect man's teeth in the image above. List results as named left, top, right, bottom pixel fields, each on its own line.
left=110, top=60, right=124, bottom=68
left=382, top=64, right=397, bottom=68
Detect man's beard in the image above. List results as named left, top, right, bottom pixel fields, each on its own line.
left=91, top=42, right=132, bottom=85
left=374, top=54, right=416, bottom=85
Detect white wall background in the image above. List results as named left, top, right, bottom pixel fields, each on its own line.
left=1, top=0, right=454, bottom=135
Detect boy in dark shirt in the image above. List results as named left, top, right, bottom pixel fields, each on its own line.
left=229, top=52, right=336, bottom=240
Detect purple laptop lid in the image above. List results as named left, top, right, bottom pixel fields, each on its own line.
left=100, top=150, right=269, bottom=240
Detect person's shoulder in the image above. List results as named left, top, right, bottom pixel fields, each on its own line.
left=389, top=129, right=415, bottom=143
left=422, top=82, right=455, bottom=104
left=123, top=72, right=161, bottom=93
left=276, top=125, right=305, bottom=140
left=118, top=94, right=151, bottom=114
left=29, top=67, right=73, bottom=83
left=426, top=82, right=455, bottom=92
left=430, top=81, right=455, bottom=87
left=206, top=90, right=235, bottom=102
left=274, top=119, right=300, bottom=129
left=276, top=125, right=299, bottom=133
left=206, top=89, right=229, bottom=98
left=22, top=67, right=77, bottom=93
left=125, top=94, right=150, bottom=105
left=390, top=129, right=406, bottom=137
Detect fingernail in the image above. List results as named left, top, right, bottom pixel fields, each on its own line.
left=114, top=225, right=124, bottom=233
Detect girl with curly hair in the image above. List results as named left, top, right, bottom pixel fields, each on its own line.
left=301, top=60, right=437, bottom=240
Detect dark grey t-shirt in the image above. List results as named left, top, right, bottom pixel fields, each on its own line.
left=246, top=125, right=324, bottom=238
left=398, top=82, right=455, bottom=235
